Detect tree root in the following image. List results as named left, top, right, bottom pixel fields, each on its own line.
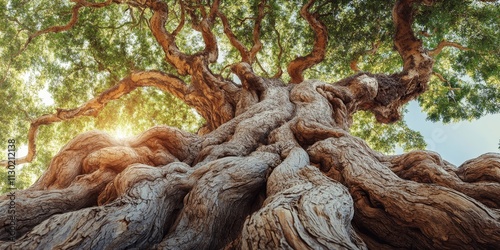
left=309, top=136, right=500, bottom=249
left=457, top=153, right=500, bottom=183
left=1, top=163, right=191, bottom=249
left=385, top=150, right=500, bottom=208
left=0, top=169, right=116, bottom=241
left=29, top=126, right=200, bottom=190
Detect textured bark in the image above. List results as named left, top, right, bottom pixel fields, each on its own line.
left=308, top=136, right=500, bottom=249
left=0, top=169, right=115, bottom=240
left=156, top=152, right=280, bottom=249
left=241, top=148, right=367, bottom=249
left=6, top=163, right=192, bottom=250
left=2, top=0, right=499, bottom=249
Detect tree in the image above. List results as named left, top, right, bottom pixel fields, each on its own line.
left=1, top=0, right=499, bottom=249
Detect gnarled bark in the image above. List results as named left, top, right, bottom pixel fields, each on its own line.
left=6, top=163, right=192, bottom=250
left=241, top=148, right=367, bottom=250
left=2, top=0, right=499, bottom=249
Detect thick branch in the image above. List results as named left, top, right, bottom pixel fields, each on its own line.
left=231, top=62, right=267, bottom=92
left=2, top=163, right=192, bottom=248
left=328, top=0, right=434, bottom=124
left=308, top=135, right=500, bottom=249
left=392, top=0, right=433, bottom=73
left=365, top=0, right=433, bottom=122
left=130, top=70, right=188, bottom=99
left=195, top=80, right=293, bottom=165
left=385, top=151, right=500, bottom=208
left=287, top=0, right=328, bottom=84
left=143, top=0, right=240, bottom=131
left=147, top=0, right=219, bottom=69
left=194, top=0, right=220, bottom=63
left=457, top=153, right=500, bottom=183
left=22, top=125, right=199, bottom=192
left=241, top=148, right=367, bottom=249
left=157, top=152, right=280, bottom=249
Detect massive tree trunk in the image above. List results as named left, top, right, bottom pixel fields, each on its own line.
left=2, top=0, right=499, bottom=249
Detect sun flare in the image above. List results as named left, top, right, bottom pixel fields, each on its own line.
left=111, top=125, right=133, bottom=140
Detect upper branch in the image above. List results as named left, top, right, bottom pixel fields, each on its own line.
left=287, top=0, right=328, bottom=84
left=218, top=10, right=250, bottom=62
left=17, top=0, right=116, bottom=56
left=189, top=0, right=220, bottom=63
left=143, top=0, right=241, bottom=131
left=358, top=0, right=434, bottom=123
left=391, top=0, right=434, bottom=92
left=148, top=0, right=193, bottom=75
left=392, top=0, right=433, bottom=72
left=428, top=40, right=471, bottom=57
left=203, top=0, right=221, bottom=62
left=217, top=0, right=266, bottom=64
left=249, top=0, right=266, bottom=62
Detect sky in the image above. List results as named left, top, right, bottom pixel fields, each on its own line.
left=403, top=101, right=500, bottom=166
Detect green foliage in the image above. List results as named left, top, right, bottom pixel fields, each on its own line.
left=416, top=0, right=500, bottom=123
left=351, top=110, right=427, bottom=154
left=0, top=0, right=499, bottom=192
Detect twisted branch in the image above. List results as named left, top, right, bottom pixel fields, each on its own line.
left=217, top=0, right=266, bottom=64
left=287, top=0, right=328, bottom=84
left=428, top=40, right=471, bottom=57
left=148, top=0, right=193, bottom=75
left=0, top=0, right=114, bottom=85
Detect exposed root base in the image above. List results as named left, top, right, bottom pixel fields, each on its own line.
left=2, top=79, right=499, bottom=250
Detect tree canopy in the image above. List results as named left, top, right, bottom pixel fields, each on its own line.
left=0, top=0, right=499, bottom=191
